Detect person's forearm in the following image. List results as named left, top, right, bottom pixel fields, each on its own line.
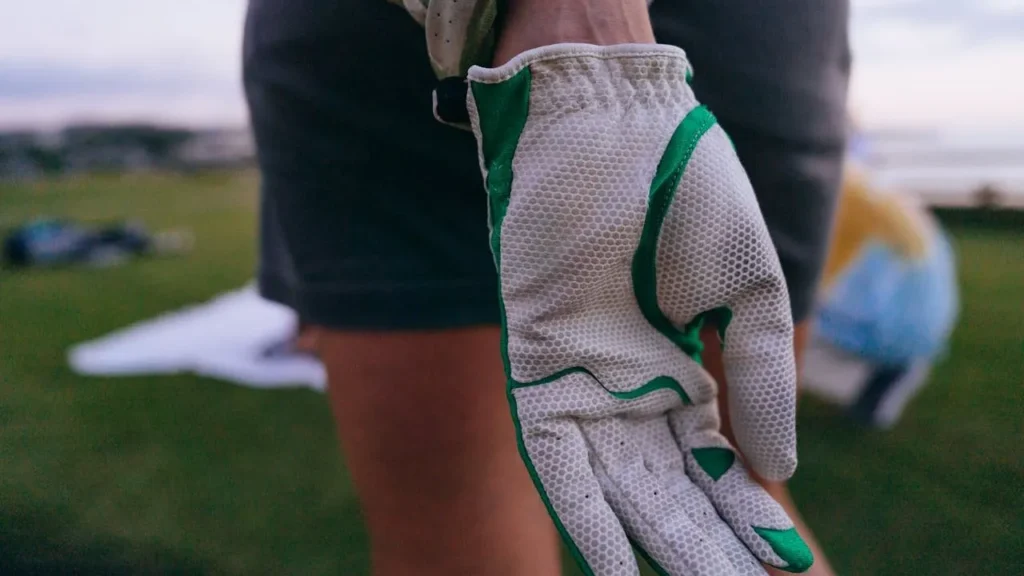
left=493, top=0, right=655, bottom=65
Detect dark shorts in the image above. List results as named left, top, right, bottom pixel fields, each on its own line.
left=243, top=0, right=851, bottom=328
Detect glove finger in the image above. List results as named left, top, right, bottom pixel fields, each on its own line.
left=699, top=124, right=797, bottom=479
left=581, top=416, right=739, bottom=576
left=669, top=412, right=814, bottom=574
left=719, top=285, right=799, bottom=482
left=648, top=120, right=798, bottom=480
left=630, top=416, right=766, bottom=575
left=516, top=413, right=639, bottom=576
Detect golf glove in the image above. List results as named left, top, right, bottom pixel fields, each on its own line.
left=467, top=43, right=813, bottom=575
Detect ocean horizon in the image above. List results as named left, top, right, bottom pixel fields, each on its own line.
left=858, top=129, right=1024, bottom=207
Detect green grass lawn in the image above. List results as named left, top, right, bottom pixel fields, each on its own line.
left=1, top=172, right=1021, bottom=575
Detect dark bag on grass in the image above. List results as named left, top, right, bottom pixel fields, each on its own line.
left=3, top=218, right=157, bottom=268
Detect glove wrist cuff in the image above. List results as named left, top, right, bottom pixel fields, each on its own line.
left=469, top=42, right=692, bottom=83
left=468, top=43, right=694, bottom=119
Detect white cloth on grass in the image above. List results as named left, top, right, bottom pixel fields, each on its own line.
left=67, top=284, right=325, bottom=391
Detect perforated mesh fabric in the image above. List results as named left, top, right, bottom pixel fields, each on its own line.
left=497, top=49, right=702, bottom=392
left=468, top=44, right=804, bottom=575
left=655, top=125, right=798, bottom=481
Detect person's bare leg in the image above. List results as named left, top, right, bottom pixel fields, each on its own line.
left=702, top=322, right=837, bottom=576
left=314, top=327, right=561, bottom=576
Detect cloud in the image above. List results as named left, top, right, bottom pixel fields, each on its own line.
left=0, top=0, right=245, bottom=75
left=0, top=62, right=224, bottom=99
left=848, top=0, right=1024, bottom=127
left=0, top=91, right=248, bottom=131
left=852, top=0, right=921, bottom=9
left=850, top=39, right=1024, bottom=129
left=0, top=1, right=245, bottom=129
left=852, top=0, right=1024, bottom=42
left=982, top=0, right=1024, bottom=13
left=0, top=60, right=242, bottom=129
left=1, top=0, right=1022, bottom=130
left=853, top=20, right=967, bottom=59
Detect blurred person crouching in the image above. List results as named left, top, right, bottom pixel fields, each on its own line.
left=800, top=135, right=960, bottom=428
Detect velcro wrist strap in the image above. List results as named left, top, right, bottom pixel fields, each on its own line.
left=433, top=76, right=472, bottom=130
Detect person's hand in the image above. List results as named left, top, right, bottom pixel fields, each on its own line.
left=467, top=44, right=813, bottom=575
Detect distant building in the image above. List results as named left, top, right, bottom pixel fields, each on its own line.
left=0, top=152, right=41, bottom=181
left=0, top=131, right=56, bottom=181
left=0, top=124, right=256, bottom=179
left=173, top=128, right=255, bottom=168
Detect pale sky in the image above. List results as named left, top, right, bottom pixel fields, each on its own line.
left=1, top=0, right=1022, bottom=131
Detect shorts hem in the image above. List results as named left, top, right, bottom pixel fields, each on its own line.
left=258, top=273, right=500, bottom=331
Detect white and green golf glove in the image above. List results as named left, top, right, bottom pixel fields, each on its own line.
left=467, top=44, right=814, bottom=575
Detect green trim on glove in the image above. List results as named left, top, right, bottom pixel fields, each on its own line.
left=473, top=67, right=599, bottom=576
left=632, top=105, right=722, bottom=365
left=470, top=65, right=530, bottom=378
left=754, top=527, right=815, bottom=573
left=510, top=368, right=692, bottom=406
left=691, top=447, right=736, bottom=481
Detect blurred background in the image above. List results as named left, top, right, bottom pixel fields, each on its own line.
left=1, top=1, right=1021, bottom=575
